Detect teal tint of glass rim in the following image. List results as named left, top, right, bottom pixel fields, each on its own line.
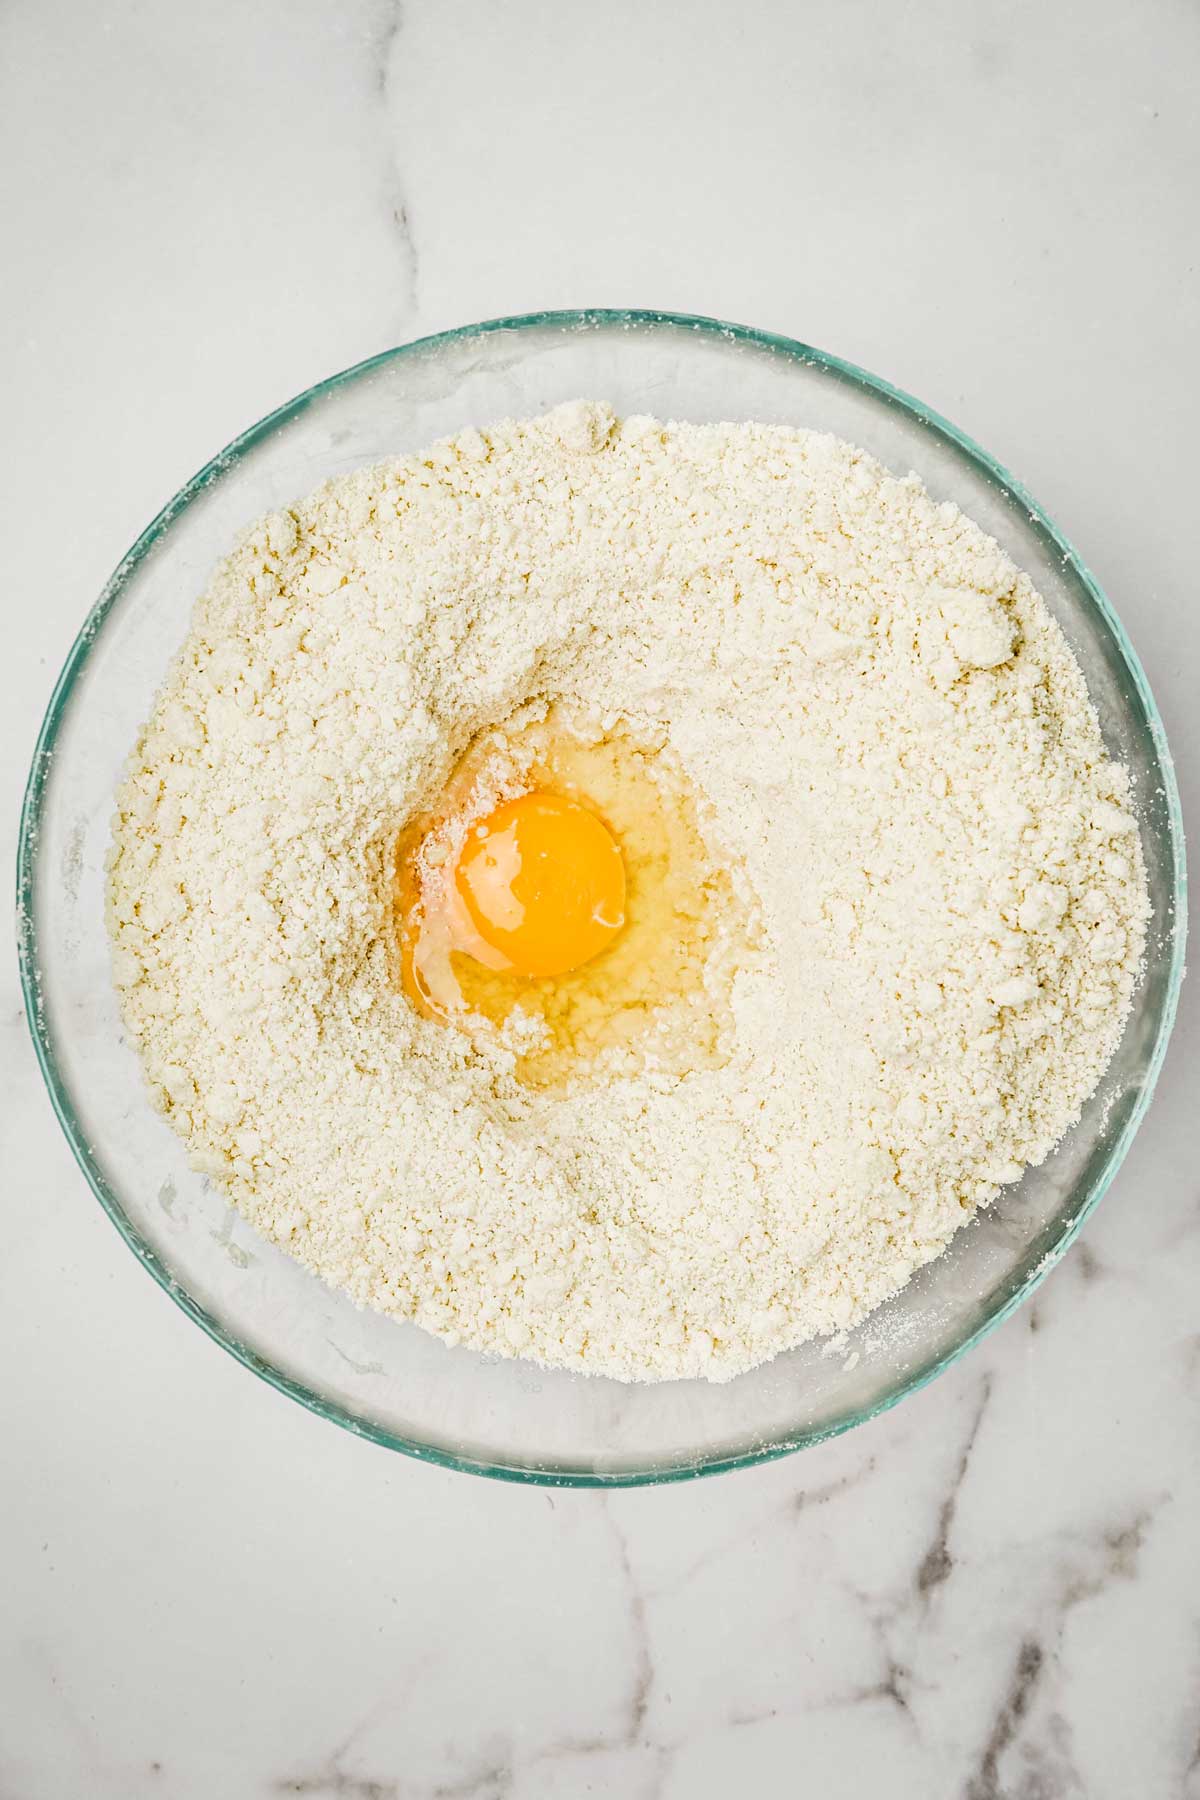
left=16, top=309, right=1188, bottom=1488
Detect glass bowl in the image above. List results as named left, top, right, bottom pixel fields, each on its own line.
left=17, top=310, right=1186, bottom=1486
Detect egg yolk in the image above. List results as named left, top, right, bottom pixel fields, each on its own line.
left=454, top=792, right=626, bottom=979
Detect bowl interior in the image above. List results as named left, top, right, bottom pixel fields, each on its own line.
left=19, top=312, right=1185, bottom=1484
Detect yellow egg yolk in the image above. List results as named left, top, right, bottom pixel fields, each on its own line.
left=454, top=792, right=626, bottom=979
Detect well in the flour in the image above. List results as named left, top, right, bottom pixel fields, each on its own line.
left=395, top=705, right=748, bottom=1089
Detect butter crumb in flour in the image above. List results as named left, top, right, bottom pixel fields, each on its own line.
left=106, top=404, right=1150, bottom=1382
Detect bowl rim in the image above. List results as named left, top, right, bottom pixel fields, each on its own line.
left=16, top=307, right=1188, bottom=1487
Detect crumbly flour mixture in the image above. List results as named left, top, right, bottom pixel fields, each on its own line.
left=107, top=403, right=1150, bottom=1381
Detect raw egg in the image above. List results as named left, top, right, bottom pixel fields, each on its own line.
left=395, top=709, right=747, bottom=1088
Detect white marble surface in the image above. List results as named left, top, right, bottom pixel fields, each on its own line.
left=3, top=1, right=1198, bottom=1794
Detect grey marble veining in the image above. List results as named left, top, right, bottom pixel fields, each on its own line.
left=2, top=1, right=1197, bottom=1796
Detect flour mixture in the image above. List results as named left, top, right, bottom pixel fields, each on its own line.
left=106, top=403, right=1150, bottom=1381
